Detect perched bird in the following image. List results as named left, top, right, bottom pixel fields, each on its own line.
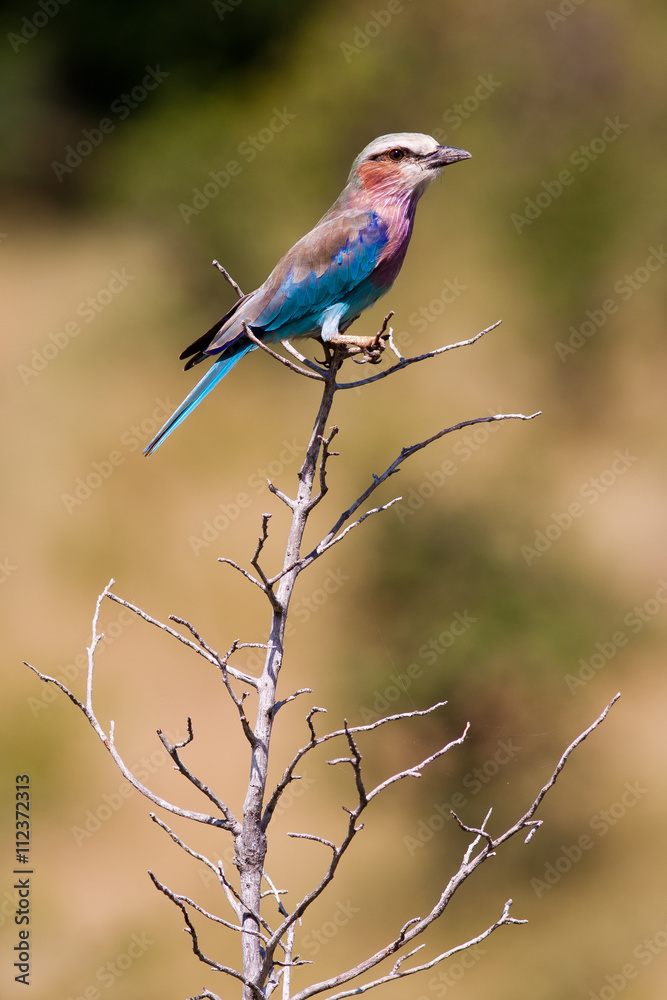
left=144, top=132, right=470, bottom=456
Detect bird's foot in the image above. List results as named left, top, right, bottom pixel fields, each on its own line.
left=321, top=332, right=390, bottom=365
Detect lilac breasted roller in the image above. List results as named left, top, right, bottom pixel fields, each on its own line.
left=144, top=133, right=470, bottom=455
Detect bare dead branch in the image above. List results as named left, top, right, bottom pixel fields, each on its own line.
left=86, top=579, right=112, bottom=712
left=218, top=556, right=268, bottom=595
left=32, top=295, right=588, bottom=1000
left=150, top=813, right=225, bottom=881
left=287, top=831, right=337, bottom=853
left=213, top=639, right=262, bottom=747
left=243, top=324, right=326, bottom=381
left=267, top=480, right=296, bottom=510
left=263, top=702, right=449, bottom=831
left=306, top=426, right=340, bottom=513
left=306, top=706, right=327, bottom=742
left=282, top=339, right=328, bottom=375
left=274, top=688, right=313, bottom=714
left=260, top=720, right=468, bottom=981
left=261, top=871, right=290, bottom=933
left=269, top=411, right=540, bottom=586
left=299, top=412, right=541, bottom=573
left=287, top=697, right=619, bottom=1000
left=25, top=655, right=232, bottom=831
left=384, top=326, right=404, bottom=362
left=149, top=870, right=253, bottom=985
left=300, top=898, right=525, bottom=1000
left=157, top=720, right=242, bottom=832
left=250, top=513, right=282, bottom=612
left=365, top=723, right=470, bottom=803
left=303, top=497, right=402, bottom=563
left=450, top=807, right=495, bottom=852
left=105, top=591, right=255, bottom=685
left=168, top=615, right=260, bottom=688
left=335, top=320, right=502, bottom=389
left=212, top=259, right=244, bottom=297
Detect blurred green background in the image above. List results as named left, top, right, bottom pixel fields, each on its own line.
left=2, top=1, right=666, bottom=997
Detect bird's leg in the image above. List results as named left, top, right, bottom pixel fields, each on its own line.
left=324, top=331, right=390, bottom=365
left=319, top=305, right=392, bottom=365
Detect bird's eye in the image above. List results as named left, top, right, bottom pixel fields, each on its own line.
left=387, top=148, right=405, bottom=161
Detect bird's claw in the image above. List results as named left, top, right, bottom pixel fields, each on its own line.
left=352, top=332, right=390, bottom=365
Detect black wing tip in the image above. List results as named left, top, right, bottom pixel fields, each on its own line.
left=183, top=353, right=205, bottom=371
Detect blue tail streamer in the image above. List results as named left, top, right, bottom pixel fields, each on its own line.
left=144, top=343, right=255, bottom=456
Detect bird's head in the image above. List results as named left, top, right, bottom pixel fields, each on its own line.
left=349, top=132, right=471, bottom=202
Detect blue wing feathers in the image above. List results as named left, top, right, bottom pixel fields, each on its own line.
left=145, top=210, right=391, bottom=454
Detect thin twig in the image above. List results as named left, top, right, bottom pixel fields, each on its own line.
left=269, top=411, right=540, bottom=585
left=306, top=426, right=340, bottom=513
left=169, top=615, right=261, bottom=688
left=259, top=721, right=468, bottom=981
left=263, top=702, right=449, bottom=830
left=250, top=513, right=282, bottom=612
left=243, top=324, right=326, bottom=381
left=149, top=871, right=254, bottom=986
left=218, top=557, right=267, bottom=595
left=157, top=720, right=241, bottom=831
left=212, top=259, right=244, bottom=298
left=105, top=591, right=256, bottom=685
left=86, top=579, right=112, bottom=712
left=335, top=320, right=502, bottom=389
left=287, top=696, right=620, bottom=1000
left=282, top=339, right=328, bottom=375
left=24, top=657, right=231, bottom=831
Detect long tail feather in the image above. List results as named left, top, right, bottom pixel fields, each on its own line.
left=144, top=343, right=255, bottom=456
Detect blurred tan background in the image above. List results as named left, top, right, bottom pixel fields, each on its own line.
left=2, top=1, right=666, bottom=997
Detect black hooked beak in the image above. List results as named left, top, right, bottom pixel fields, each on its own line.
left=427, top=145, right=472, bottom=168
